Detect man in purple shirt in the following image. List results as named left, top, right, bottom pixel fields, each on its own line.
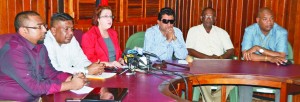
left=0, top=11, right=86, bottom=101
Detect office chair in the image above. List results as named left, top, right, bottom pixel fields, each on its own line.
left=0, top=33, right=15, bottom=49
left=73, top=29, right=84, bottom=45
left=252, top=42, right=294, bottom=102
left=125, top=32, right=145, bottom=49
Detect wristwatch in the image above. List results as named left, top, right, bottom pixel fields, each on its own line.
left=259, top=49, right=264, bottom=53
left=84, top=66, right=88, bottom=75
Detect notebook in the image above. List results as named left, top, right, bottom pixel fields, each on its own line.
left=82, top=87, right=128, bottom=102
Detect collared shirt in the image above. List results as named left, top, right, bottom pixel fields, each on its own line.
left=143, top=25, right=188, bottom=61
left=44, top=30, right=91, bottom=74
left=241, top=23, right=288, bottom=56
left=186, top=24, right=234, bottom=56
left=0, top=34, right=70, bottom=101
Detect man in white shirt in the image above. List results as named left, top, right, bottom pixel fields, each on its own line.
left=186, top=8, right=234, bottom=59
left=44, top=13, right=104, bottom=75
left=186, top=7, right=234, bottom=102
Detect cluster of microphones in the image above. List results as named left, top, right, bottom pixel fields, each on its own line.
left=122, top=47, right=161, bottom=69
left=121, top=48, right=191, bottom=99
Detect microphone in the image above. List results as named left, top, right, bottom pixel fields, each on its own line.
left=122, top=49, right=139, bottom=67
left=143, top=51, right=161, bottom=61
left=133, top=47, right=162, bottom=62
left=162, top=60, right=190, bottom=69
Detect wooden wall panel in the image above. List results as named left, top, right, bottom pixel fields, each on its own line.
left=285, top=0, right=294, bottom=46
left=47, top=0, right=58, bottom=25
left=23, top=0, right=31, bottom=10
left=74, top=22, right=156, bottom=51
left=70, top=0, right=160, bottom=51
left=0, top=0, right=47, bottom=34
left=0, top=0, right=300, bottom=100
left=7, top=0, right=17, bottom=33
left=164, top=0, right=300, bottom=64
left=166, top=0, right=245, bottom=58
left=0, top=0, right=9, bottom=34
left=293, top=0, right=300, bottom=65
left=234, top=0, right=245, bottom=58
left=1, top=0, right=300, bottom=64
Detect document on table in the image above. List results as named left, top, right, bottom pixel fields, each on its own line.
left=86, top=72, right=116, bottom=79
left=71, top=86, right=94, bottom=94
left=178, top=60, right=188, bottom=64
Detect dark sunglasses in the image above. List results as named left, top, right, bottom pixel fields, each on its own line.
left=161, top=19, right=175, bottom=24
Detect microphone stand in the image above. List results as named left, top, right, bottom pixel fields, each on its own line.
left=162, top=60, right=190, bottom=69
left=162, top=61, right=207, bottom=101
left=138, top=55, right=191, bottom=100
left=135, top=50, right=192, bottom=100
left=151, top=60, right=191, bottom=100
left=126, top=63, right=136, bottom=75
left=173, top=72, right=189, bottom=100
left=145, top=55, right=151, bottom=72
left=150, top=68, right=189, bottom=100
left=120, top=58, right=136, bottom=75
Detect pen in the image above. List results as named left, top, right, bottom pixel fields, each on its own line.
left=119, top=68, right=129, bottom=75
left=65, top=99, right=81, bottom=102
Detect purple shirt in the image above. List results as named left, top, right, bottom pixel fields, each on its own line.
left=0, top=34, right=70, bottom=101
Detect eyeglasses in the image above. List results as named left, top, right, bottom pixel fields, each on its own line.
left=161, top=19, right=175, bottom=24
left=99, top=15, right=114, bottom=19
left=202, top=15, right=214, bottom=19
left=23, top=24, right=48, bottom=29
left=62, top=27, right=74, bottom=32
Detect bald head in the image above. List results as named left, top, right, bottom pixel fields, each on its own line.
left=201, top=7, right=216, bottom=16
left=201, top=7, right=216, bottom=31
left=257, top=7, right=274, bottom=18
left=14, top=11, right=40, bottom=32
left=256, top=7, right=275, bottom=35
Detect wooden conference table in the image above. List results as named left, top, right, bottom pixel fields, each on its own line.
left=43, top=60, right=300, bottom=102
left=42, top=62, right=189, bottom=102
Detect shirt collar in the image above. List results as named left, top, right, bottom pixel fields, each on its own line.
left=15, top=33, right=40, bottom=50
left=155, top=25, right=168, bottom=40
left=255, top=23, right=278, bottom=37
left=46, top=30, right=68, bottom=47
left=200, top=24, right=215, bottom=34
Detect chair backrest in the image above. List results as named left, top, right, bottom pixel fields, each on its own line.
left=0, top=33, right=15, bottom=49
left=73, top=29, right=84, bottom=44
left=287, top=42, right=294, bottom=64
left=125, top=32, right=145, bottom=49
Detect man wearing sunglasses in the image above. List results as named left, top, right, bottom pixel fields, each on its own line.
left=185, top=7, right=234, bottom=102
left=143, top=7, right=188, bottom=61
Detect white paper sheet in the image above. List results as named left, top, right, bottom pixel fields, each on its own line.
left=178, top=60, right=188, bottom=64
left=86, top=72, right=116, bottom=79
left=70, top=86, right=94, bottom=94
